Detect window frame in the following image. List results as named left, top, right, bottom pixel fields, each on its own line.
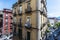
left=19, top=5, right=22, bottom=14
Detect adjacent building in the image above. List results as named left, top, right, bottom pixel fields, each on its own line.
left=0, top=11, right=3, bottom=37
left=12, top=0, right=47, bottom=40
left=3, top=9, right=13, bottom=36
left=56, top=18, right=60, bottom=23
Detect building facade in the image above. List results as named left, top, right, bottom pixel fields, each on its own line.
left=3, top=9, right=13, bottom=36
left=12, top=0, right=47, bottom=40
left=0, top=11, right=3, bottom=37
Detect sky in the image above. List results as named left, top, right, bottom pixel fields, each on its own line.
left=0, top=0, right=17, bottom=10
left=47, top=0, right=60, bottom=17
left=0, top=0, right=60, bottom=17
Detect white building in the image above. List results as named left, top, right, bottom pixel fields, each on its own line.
left=56, top=19, right=60, bottom=23
left=48, top=17, right=57, bottom=27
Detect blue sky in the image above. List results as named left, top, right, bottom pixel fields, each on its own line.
left=0, top=0, right=17, bottom=10
left=0, top=0, right=60, bottom=17
left=47, top=0, right=60, bottom=17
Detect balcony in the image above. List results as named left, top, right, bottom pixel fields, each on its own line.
left=25, top=6, right=32, bottom=13
left=41, top=0, right=46, bottom=5
left=25, top=22, right=31, bottom=29
left=41, top=0, right=47, bottom=9
left=40, top=7, right=44, bottom=14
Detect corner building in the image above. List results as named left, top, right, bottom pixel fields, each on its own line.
left=12, top=0, right=47, bottom=40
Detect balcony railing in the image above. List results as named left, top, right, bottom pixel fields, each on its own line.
left=40, top=7, right=44, bottom=14
left=25, top=6, right=32, bottom=13
left=25, top=22, right=31, bottom=29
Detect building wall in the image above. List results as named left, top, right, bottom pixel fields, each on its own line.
left=37, top=0, right=47, bottom=40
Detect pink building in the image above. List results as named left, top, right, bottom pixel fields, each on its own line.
left=3, top=9, right=13, bottom=35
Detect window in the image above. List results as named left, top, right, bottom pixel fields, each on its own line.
left=5, top=19, right=8, bottom=25
left=44, top=7, right=46, bottom=13
left=40, top=3, right=44, bottom=12
left=20, top=18, right=22, bottom=23
left=13, top=17, right=16, bottom=23
left=6, top=14, right=8, bottom=17
left=27, top=32, right=30, bottom=40
left=13, top=27, right=16, bottom=35
left=19, top=5, right=22, bottom=14
left=6, top=25, right=8, bottom=27
left=26, top=16, right=30, bottom=22
left=0, top=14, right=3, bottom=18
left=13, top=9, right=15, bottom=13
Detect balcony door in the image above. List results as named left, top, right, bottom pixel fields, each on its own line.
left=18, top=29, right=22, bottom=40
left=27, top=32, right=30, bottom=40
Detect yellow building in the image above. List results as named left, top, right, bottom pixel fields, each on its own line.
left=12, top=0, right=47, bottom=40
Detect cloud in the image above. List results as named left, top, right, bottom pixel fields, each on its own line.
left=47, top=12, right=60, bottom=17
